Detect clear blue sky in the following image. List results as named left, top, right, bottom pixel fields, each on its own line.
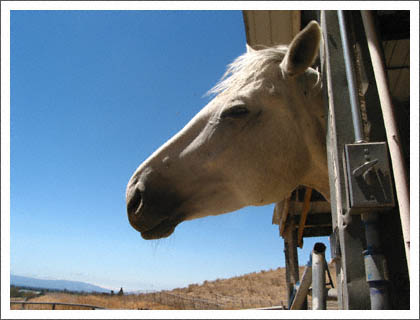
left=10, top=10, right=330, bottom=291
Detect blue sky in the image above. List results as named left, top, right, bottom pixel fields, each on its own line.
left=8, top=10, right=333, bottom=292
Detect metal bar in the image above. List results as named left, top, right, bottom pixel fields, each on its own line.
left=251, top=306, right=286, bottom=310
left=348, top=11, right=410, bottom=309
left=325, top=262, right=334, bottom=288
left=290, top=258, right=312, bottom=310
left=297, top=187, right=312, bottom=248
left=312, top=242, right=327, bottom=310
left=361, top=10, right=410, bottom=276
left=337, top=10, right=365, bottom=143
left=320, top=10, right=371, bottom=310
left=10, top=301, right=106, bottom=310
left=386, top=65, right=409, bottom=70
left=362, top=213, right=390, bottom=309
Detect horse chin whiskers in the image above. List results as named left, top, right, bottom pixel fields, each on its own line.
left=141, top=223, right=175, bottom=240
left=139, top=212, right=186, bottom=240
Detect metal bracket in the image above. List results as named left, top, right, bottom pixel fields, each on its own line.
left=329, top=228, right=341, bottom=261
left=344, top=142, right=395, bottom=214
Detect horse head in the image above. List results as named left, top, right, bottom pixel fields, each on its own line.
left=126, top=21, right=329, bottom=239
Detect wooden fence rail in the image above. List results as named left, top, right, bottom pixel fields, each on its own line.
left=10, top=301, right=106, bottom=310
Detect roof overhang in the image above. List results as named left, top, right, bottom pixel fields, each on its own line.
left=242, top=10, right=301, bottom=50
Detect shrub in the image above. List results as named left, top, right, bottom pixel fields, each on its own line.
left=10, top=286, right=21, bottom=298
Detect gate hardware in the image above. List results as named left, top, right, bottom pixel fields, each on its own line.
left=344, top=142, right=395, bottom=214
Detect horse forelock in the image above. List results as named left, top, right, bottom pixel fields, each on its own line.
left=207, top=45, right=289, bottom=97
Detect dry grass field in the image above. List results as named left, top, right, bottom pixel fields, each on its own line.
left=10, top=292, right=173, bottom=310
left=11, top=264, right=337, bottom=310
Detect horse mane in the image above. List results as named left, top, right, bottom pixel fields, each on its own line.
left=207, top=45, right=289, bottom=97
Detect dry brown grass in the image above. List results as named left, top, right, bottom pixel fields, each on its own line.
left=10, top=292, right=173, bottom=310
left=168, top=264, right=337, bottom=309
left=170, top=267, right=289, bottom=308
left=11, top=264, right=337, bottom=310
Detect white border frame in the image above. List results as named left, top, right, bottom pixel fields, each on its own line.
left=1, top=1, right=418, bottom=319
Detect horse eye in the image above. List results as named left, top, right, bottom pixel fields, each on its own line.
left=220, top=105, right=250, bottom=119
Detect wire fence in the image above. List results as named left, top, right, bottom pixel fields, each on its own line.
left=10, top=288, right=286, bottom=310
left=138, top=291, right=285, bottom=310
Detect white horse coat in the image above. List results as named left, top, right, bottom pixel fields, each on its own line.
left=126, top=21, right=329, bottom=239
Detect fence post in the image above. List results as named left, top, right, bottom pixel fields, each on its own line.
left=312, top=242, right=327, bottom=310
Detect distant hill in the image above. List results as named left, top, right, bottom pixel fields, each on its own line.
left=11, top=274, right=110, bottom=293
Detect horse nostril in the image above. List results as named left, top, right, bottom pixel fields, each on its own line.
left=127, top=187, right=143, bottom=216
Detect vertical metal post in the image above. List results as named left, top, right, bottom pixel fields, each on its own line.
left=337, top=10, right=366, bottom=143
left=337, top=11, right=409, bottom=308
left=362, top=213, right=390, bottom=309
left=360, top=10, right=410, bottom=276
left=312, top=242, right=327, bottom=310
left=320, top=10, right=371, bottom=309
left=338, top=10, right=394, bottom=309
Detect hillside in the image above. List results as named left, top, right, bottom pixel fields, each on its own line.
left=12, top=265, right=337, bottom=310
left=154, top=263, right=337, bottom=309
left=10, top=275, right=110, bottom=293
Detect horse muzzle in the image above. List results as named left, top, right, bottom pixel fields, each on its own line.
left=126, top=174, right=184, bottom=239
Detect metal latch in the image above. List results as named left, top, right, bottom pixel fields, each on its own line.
left=344, top=142, right=395, bottom=214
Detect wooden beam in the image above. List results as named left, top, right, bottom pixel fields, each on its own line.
left=279, top=197, right=291, bottom=237
left=297, top=187, right=312, bottom=248
left=283, top=222, right=299, bottom=308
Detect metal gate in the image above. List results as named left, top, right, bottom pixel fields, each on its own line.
left=320, top=10, right=410, bottom=310
left=244, top=9, right=411, bottom=310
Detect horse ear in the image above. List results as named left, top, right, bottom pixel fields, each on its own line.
left=280, top=21, right=321, bottom=77
left=246, top=43, right=256, bottom=53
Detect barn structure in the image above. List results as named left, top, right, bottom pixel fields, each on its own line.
left=242, top=10, right=410, bottom=310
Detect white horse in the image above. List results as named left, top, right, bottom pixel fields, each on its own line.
left=126, top=21, right=329, bottom=240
